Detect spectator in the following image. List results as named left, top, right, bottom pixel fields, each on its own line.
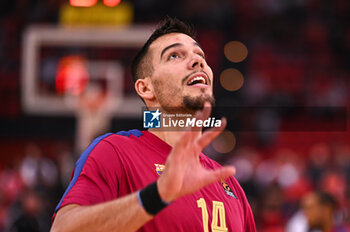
left=302, top=191, right=348, bottom=232
left=7, top=190, right=42, bottom=232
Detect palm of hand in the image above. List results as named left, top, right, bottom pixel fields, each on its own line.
left=157, top=103, right=236, bottom=203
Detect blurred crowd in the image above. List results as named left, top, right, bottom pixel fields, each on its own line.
left=1, top=140, right=350, bottom=231
left=0, top=0, right=349, bottom=231
left=0, top=142, right=74, bottom=231
left=228, top=142, right=350, bottom=231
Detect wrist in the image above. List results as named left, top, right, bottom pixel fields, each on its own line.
left=156, top=178, right=175, bottom=203
left=137, top=182, right=170, bottom=215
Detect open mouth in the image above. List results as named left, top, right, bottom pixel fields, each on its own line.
left=186, top=74, right=208, bottom=86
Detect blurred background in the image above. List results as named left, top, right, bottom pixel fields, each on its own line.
left=0, top=0, right=349, bottom=231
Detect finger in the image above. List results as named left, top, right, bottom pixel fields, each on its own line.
left=190, top=102, right=212, bottom=131
left=196, top=117, right=227, bottom=149
left=205, top=166, right=236, bottom=185
left=184, top=101, right=214, bottom=147
left=174, top=129, right=201, bottom=158
left=200, top=101, right=212, bottom=122
left=195, top=101, right=212, bottom=125
left=190, top=110, right=202, bottom=132
left=175, top=129, right=193, bottom=147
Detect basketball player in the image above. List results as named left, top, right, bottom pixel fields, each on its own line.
left=51, top=17, right=256, bottom=232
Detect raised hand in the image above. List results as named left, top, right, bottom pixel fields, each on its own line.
left=157, top=102, right=236, bottom=202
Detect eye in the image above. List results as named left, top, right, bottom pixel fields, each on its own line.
left=197, top=52, right=206, bottom=59
left=168, top=53, right=180, bottom=60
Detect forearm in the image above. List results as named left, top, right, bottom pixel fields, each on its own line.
left=51, top=192, right=153, bottom=232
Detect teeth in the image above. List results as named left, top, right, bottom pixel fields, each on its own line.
left=188, top=76, right=206, bottom=85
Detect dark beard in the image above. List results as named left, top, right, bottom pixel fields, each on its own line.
left=183, top=93, right=215, bottom=112
left=160, top=93, right=215, bottom=115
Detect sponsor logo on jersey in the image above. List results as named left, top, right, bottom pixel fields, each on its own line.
left=221, top=180, right=237, bottom=199
left=154, top=163, right=165, bottom=175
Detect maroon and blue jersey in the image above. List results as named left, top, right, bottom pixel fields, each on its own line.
left=54, top=129, right=256, bottom=232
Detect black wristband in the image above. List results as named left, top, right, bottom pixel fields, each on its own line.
left=137, top=182, right=169, bottom=215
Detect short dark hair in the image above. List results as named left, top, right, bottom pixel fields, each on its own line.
left=315, top=191, right=338, bottom=210
left=131, top=16, right=196, bottom=83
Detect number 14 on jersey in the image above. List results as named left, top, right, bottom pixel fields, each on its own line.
left=197, top=198, right=228, bottom=232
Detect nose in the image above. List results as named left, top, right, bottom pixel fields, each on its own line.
left=188, top=54, right=204, bottom=70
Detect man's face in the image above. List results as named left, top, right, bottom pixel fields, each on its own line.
left=302, top=193, right=325, bottom=229
left=148, top=33, right=214, bottom=113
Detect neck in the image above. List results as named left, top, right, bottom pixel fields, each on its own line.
left=148, top=122, right=202, bottom=147
left=322, top=219, right=333, bottom=232
left=148, top=129, right=184, bottom=147
left=321, top=213, right=334, bottom=232
left=146, top=104, right=200, bottom=146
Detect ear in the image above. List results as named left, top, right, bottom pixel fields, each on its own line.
left=135, top=77, right=155, bottom=101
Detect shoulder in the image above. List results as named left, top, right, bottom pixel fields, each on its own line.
left=103, top=129, right=144, bottom=145
left=80, top=129, right=145, bottom=163
left=92, top=129, right=145, bottom=150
